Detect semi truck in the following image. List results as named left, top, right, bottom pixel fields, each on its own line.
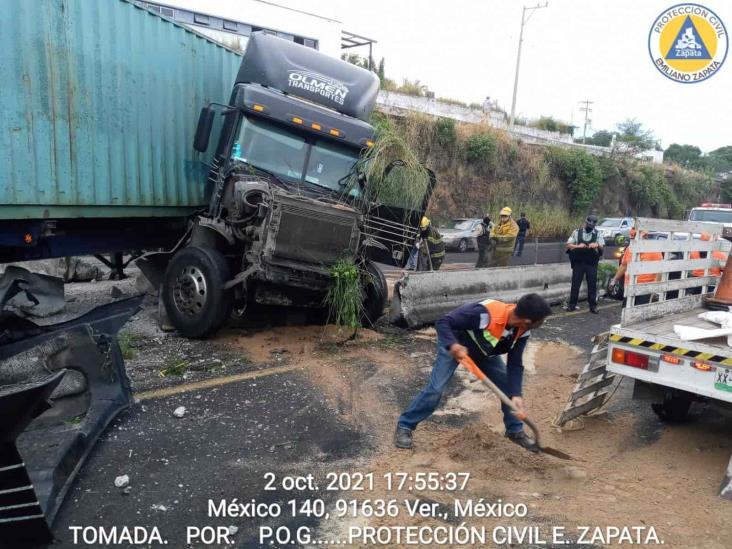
left=139, top=33, right=433, bottom=338
left=1, top=0, right=433, bottom=336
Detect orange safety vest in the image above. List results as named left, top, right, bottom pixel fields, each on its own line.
left=622, top=247, right=662, bottom=285
left=691, top=250, right=728, bottom=277
left=468, top=299, right=527, bottom=354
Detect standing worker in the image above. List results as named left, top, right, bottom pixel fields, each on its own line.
left=394, top=293, right=552, bottom=450
left=490, top=207, right=519, bottom=267
left=415, top=216, right=445, bottom=271
left=514, top=212, right=531, bottom=257
left=565, top=214, right=604, bottom=313
left=607, top=228, right=662, bottom=306
left=474, top=215, right=494, bottom=268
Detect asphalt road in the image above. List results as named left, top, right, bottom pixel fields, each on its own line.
left=443, top=241, right=621, bottom=267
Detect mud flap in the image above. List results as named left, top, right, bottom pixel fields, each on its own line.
left=720, top=454, right=732, bottom=500
left=555, top=333, right=616, bottom=426
left=0, top=297, right=142, bottom=546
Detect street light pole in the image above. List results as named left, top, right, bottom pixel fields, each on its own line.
left=508, top=2, right=548, bottom=128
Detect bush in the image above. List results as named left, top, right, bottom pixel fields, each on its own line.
left=531, top=116, right=576, bottom=135
left=545, top=147, right=603, bottom=213
left=434, top=117, right=457, bottom=147
left=466, top=132, right=497, bottom=166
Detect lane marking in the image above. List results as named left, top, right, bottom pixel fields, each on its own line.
left=136, top=364, right=303, bottom=401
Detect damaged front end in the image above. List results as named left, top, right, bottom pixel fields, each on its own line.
left=0, top=297, right=141, bottom=546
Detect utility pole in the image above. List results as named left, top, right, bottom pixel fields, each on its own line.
left=509, top=2, right=549, bottom=128
left=579, top=99, right=593, bottom=144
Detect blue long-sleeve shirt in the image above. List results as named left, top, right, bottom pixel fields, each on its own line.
left=435, top=302, right=529, bottom=397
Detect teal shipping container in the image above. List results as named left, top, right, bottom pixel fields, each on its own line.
left=0, top=0, right=242, bottom=221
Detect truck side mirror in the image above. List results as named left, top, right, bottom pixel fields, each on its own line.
left=193, top=106, right=215, bottom=152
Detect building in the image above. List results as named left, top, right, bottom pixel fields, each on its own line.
left=137, top=0, right=347, bottom=57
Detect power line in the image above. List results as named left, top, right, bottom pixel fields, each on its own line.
left=508, top=2, right=549, bottom=128
left=578, top=99, right=594, bottom=144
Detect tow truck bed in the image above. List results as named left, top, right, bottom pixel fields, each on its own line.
left=609, top=308, right=732, bottom=403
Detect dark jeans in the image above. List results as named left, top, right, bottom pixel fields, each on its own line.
left=397, top=342, right=524, bottom=434
left=476, top=245, right=492, bottom=268
left=569, top=262, right=598, bottom=308
left=514, top=234, right=526, bottom=256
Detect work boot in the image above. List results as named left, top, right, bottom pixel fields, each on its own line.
left=394, top=426, right=413, bottom=449
left=562, top=304, right=578, bottom=312
left=589, top=306, right=599, bottom=314
left=506, top=430, right=539, bottom=452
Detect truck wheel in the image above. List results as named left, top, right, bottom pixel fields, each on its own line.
left=651, top=390, right=693, bottom=422
left=162, top=246, right=233, bottom=338
left=458, top=238, right=468, bottom=253
left=361, top=261, right=387, bottom=327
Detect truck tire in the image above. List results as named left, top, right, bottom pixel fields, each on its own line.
left=361, top=261, right=387, bottom=327
left=651, top=389, right=693, bottom=422
left=162, top=246, right=233, bottom=338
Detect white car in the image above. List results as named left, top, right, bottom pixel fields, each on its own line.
left=438, top=218, right=481, bottom=252
left=596, top=217, right=634, bottom=246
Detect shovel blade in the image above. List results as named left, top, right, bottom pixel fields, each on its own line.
left=538, top=446, right=573, bottom=460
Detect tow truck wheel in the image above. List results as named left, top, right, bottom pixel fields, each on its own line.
left=162, top=246, right=233, bottom=338
left=651, top=389, right=693, bottom=422
left=361, top=261, right=387, bottom=327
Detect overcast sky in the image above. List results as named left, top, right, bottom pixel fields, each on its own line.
left=276, top=0, right=731, bottom=152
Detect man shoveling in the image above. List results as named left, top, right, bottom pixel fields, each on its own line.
left=394, top=293, right=552, bottom=450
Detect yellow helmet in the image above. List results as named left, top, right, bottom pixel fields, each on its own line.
left=420, top=216, right=430, bottom=229
left=500, top=207, right=512, bottom=216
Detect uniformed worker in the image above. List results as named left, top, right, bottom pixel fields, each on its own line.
left=474, top=215, right=494, bottom=268
left=394, top=293, right=552, bottom=450
left=415, top=216, right=445, bottom=271
left=608, top=228, right=661, bottom=306
left=565, top=214, right=604, bottom=313
left=490, top=207, right=519, bottom=267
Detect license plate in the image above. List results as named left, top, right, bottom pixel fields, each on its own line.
left=714, top=368, right=732, bottom=392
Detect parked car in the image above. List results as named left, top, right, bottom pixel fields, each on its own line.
left=439, top=218, right=482, bottom=252
left=597, top=217, right=634, bottom=246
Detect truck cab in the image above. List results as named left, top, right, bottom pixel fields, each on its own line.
left=687, top=203, right=732, bottom=226
left=141, top=33, right=433, bottom=337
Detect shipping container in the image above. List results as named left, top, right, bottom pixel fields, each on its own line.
left=0, top=0, right=242, bottom=221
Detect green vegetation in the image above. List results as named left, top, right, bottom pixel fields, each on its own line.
left=531, top=116, right=576, bottom=136
left=375, top=112, right=715, bottom=239
left=545, top=147, right=603, bottom=213
left=466, top=132, right=497, bottom=166
left=159, top=358, right=189, bottom=377
left=324, top=260, right=362, bottom=330
left=118, top=332, right=142, bottom=360
left=597, top=262, right=618, bottom=288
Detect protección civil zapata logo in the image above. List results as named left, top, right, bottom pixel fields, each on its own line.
left=648, top=3, right=728, bottom=83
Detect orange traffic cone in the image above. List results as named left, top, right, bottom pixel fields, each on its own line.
left=705, top=254, right=732, bottom=309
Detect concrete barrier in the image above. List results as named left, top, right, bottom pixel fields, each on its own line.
left=389, top=263, right=586, bottom=328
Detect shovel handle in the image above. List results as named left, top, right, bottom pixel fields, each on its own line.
left=459, top=356, right=541, bottom=446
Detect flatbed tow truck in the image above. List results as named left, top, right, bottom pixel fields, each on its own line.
left=605, top=217, right=732, bottom=499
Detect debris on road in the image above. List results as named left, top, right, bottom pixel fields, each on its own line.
left=114, top=475, right=130, bottom=489
left=173, top=406, right=186, bottom=418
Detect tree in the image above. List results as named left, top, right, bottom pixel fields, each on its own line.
left=708, top=146, right=732, bottom=174
left=664, top=143, right=704, bottom=169
left=580, top=130, right=613, bottom=147
left=615, top=118, right=656, bottom=153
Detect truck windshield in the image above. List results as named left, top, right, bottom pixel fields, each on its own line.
left=233, top=116, right=308, bottom=183
left=689, top=209, right=732, bottom=223
left=232, top=115, right=360, bottom=192
left=305, top=140, right=360, bottom=192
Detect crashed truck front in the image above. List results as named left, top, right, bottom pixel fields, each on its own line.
left=140, top=33, right=432, bottom=338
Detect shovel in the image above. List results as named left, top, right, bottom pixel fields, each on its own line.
left=459, top=355, right=573, bottom=460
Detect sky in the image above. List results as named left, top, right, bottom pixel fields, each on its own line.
left=274, top=0, right=731, bottom=152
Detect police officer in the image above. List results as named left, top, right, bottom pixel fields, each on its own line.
left=474, top=215, right=494, bottom=268
left=565, top=214, right=604, bottom=313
